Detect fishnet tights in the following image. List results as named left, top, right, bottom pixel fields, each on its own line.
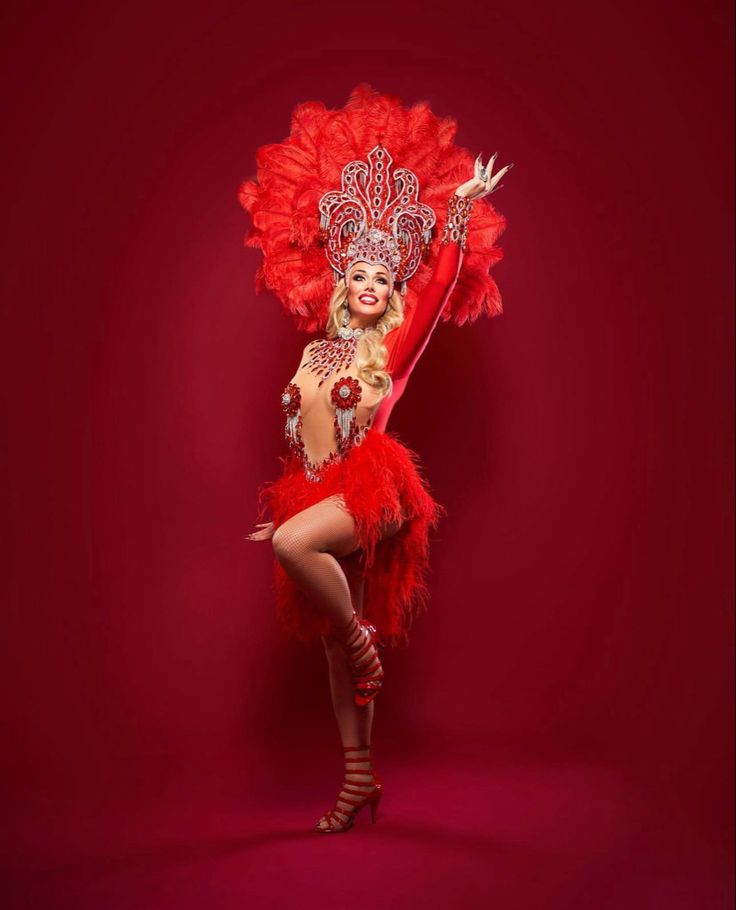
left=271, top=495, right=398, bottom=830
left=314, top=575, right=377, bottom=830
left=271, top=494, right=361, bottom=629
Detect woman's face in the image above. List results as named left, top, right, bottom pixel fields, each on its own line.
left=346, top=262, right=392, bottom=324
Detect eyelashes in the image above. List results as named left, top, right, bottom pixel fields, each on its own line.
left=354, top=275, right=388, bottom=285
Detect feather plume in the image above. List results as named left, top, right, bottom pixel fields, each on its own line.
left=238, top=83, right=507, bottom=332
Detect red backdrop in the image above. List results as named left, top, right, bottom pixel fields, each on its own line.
left=2, top=0, right=733, bottom=906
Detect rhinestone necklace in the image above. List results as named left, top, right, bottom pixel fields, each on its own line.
left=303, top=325, right=367, bottom=387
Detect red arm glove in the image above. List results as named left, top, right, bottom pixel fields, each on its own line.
left=385, top=195, right=473, bottom=382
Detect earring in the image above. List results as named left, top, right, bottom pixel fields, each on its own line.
left=341, top=304, right=350, bottom=328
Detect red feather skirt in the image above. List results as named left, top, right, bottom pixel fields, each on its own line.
left=257, top=429, right=445, bottom=648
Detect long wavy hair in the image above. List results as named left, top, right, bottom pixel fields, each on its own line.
left=324, top=271, right=404, bottom=399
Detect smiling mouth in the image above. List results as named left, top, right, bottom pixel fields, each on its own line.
left=359, top=294, right=379, bottom=304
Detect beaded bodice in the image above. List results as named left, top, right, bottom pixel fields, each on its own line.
left=280, top=342, right=377, bottom=483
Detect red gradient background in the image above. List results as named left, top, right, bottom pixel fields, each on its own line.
left=2, top=1, right=733, bottom=907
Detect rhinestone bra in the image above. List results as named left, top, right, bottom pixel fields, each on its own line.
left=280, top=375, right=370, bottom=483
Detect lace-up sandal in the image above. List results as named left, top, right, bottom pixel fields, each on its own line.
left=313, top=745, right=383, bottom=833
left=335, top=609, right=385, bottom=707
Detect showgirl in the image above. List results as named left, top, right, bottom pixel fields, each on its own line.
left=240, top=84, right=512, bottom=833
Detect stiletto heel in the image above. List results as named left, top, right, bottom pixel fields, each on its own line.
left=335, top=610, right=385, bottom=707
left=313, top=745, right=383, bottom=833
left=369, top=790, right=382, bottom=823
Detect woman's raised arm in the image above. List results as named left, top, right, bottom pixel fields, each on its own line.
left=385, top=153, right=513, bottom=382
left=385, top=195, right=471, bottom=382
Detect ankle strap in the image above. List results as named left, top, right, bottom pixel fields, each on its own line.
left=343, top=745, right=371, bottom=751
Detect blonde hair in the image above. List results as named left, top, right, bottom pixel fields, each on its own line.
left=325, top=272, right=404, bottom=400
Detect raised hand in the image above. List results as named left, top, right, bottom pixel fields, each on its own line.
left=455, top=152, right=514, bottom=201
left=246, top=521, right=275, bottom=541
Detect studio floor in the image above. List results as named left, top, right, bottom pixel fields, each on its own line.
left=6, top=751, right=732, bottom=910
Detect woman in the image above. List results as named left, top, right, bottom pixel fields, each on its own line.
left=240, top=90, right=511, bottom=833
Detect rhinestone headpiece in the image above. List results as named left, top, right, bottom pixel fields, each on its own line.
left=318, top=145, right=436, bottom=296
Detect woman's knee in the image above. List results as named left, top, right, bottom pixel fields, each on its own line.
left=271, top=522, right=309, bottom=566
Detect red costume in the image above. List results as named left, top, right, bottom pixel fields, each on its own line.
left=239, top=85, right=507, bottom=647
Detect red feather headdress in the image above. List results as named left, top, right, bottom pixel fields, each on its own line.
left=238, top=83, right=507, bottom=334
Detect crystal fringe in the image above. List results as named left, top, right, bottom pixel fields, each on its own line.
left=336, top=404, right=355, bottom=442
left=285, top=413, right=300, bottom=447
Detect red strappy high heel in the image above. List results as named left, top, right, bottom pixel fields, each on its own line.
left=313, top=745, right=384, bottom=833
left=335, top=610, right=385, bottom=708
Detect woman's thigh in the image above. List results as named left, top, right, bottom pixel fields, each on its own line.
left=273, top=493, right=404, bottom=561
left=272, top=493, right=361, bottom=560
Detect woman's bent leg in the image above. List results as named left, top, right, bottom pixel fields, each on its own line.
left=314, top=523, right=401, bottom=830
left=273, top=494, right=400, bottom=829
left=271, top=494, right=360, bottom=630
